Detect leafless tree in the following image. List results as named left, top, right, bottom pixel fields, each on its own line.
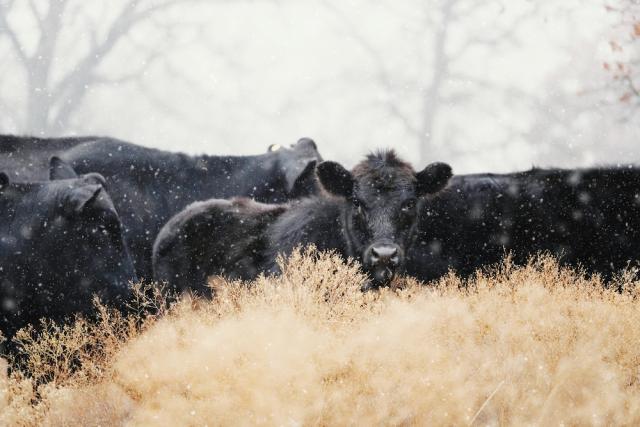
left=324, top=0, right=539, bottom=164
left=527, top=35, right=640, bottom=167
left=0, top=0, right=212, bottom=135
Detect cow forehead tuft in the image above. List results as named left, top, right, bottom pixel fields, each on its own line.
left=352, top=149, right=416, bottom=191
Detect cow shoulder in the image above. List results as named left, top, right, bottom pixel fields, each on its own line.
left=153, top=197, right=287, bottom=291
left=268, top=196, right=345, bottom=255
left=153, top=198, right=234, bottom=261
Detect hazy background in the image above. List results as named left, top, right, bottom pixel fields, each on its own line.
left=0, top=0, right=638, bottom=173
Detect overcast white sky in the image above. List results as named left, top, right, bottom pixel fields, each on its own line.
left=1, top=0, right=637, bottom=173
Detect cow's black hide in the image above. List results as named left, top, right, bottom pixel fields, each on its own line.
left=407, top=167, right=640, bottom=282
left=153, top=197, right=287, bottom=294
left=0, top=158, right=136, bottom=339
left=0, top=135, right=322, bottom=278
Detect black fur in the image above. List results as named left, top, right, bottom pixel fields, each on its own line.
left=408, top=166, right=640, bottom=282
left=0, top=159, right=136, bottom=339
left=0, top=135, right=322, bottom=278
left=153, top=198, right=287, bottom=294
left=0, top=135, right=97, bottom=180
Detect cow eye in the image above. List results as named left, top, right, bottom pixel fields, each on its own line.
left=401, top=199, right=417, bottom=213
left=353, top=200, right=367, bottom=219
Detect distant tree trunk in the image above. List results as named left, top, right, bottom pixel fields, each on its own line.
left=22, top=0, right=65, bottom=134
left=26, top=70, right=52, bottom=135
left=419, top=0, right=453, bottom=165
left=0, top=0, right=213, bottom=135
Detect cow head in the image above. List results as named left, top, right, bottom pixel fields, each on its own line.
left=47, top=157, right=137, bottom=303
left=269, top=137, right=323, bottom=199
left=316, top=150, right=452, bottom=289
left=0, top=158, right=136, bottom=324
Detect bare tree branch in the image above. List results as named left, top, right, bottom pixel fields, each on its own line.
left=322, top=1, right=423, bottom=138
left=27, top=0, right=43, bottom=27
left=320, top=0, right=543, bottom=162
left=0, top=4, right=29, bottom=64
left=52, top=0, right=204, bottom=103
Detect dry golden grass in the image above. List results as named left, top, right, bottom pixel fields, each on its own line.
left=2, top=248, right=640, bottom=425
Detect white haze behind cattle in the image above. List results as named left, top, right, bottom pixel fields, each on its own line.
left=0, top=0, right=637, bottom=172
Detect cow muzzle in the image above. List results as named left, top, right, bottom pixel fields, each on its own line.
left=363, top=242, right=402, bottom=288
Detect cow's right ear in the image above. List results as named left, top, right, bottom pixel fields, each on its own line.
left=50, top=156, right=78, bottom=180
left=316, top=161, right=355, bottom=198
left=82, top=172, right=107, bottom=187
left=294, top=137, right=318, bottom=152
left=63, top=184, right=103, bottom=216
left=288, top=160, right=318, bottom=198
left=0, top=172, right=9, bottom=190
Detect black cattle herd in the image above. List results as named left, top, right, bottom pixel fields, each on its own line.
left=1, top=135, right=640, bottom=339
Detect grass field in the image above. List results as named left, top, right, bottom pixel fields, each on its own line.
left=2, top=248, right=640, bottom=425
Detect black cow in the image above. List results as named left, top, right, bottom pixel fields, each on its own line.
left=153, top=198, right=287, bottom=294
left=153, top=150, right=452, bottom=291
left=407, top=166, right=640, bottom=282
left=0, top=158, right=136, bottom=338
left=0, top=135, right=322, bottom=278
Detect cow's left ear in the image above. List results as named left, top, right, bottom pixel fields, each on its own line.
left=288, top=160, right=318, bottom=198
left=63, top=184, right=103, bottom=216
left=316, top=161, right=355, bottom=198
left=415, top=162, right=452, bottom=196
left=50, top=156, right=78, bottom=180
